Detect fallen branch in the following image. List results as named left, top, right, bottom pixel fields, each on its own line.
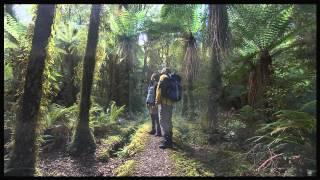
left=256, top=153, right=284, bottom=172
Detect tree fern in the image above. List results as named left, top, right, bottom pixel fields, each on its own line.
left=4, top=13, right=27, bottom=49
left=230, top=5, right=295, bottom=60
left=108, top=7, right=146, bottom=37
left=160, top=4, right=203, bottom=34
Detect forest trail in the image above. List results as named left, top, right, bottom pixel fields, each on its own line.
left=132, top=134, right=174, bottom=176
left=38, top=129, right=176, bottom=176
left=38, top=148, right=125, bottom=176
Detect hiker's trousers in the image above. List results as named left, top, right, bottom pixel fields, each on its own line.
left=158, top=104, right=173, bottom=140
left=150, top=113, right=161, bottom=134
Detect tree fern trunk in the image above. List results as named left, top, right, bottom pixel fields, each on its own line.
left=68, top=4, right=101, bottom=155
left=248, top=49, right=272, bottom=107
left=5, top=4, right=55, bottom=176
left=60, top=54, right=77, bottom=107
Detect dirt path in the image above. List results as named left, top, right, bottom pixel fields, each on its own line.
left=38, top=150, right=125, bottom=176
left=38, top=131, right=175, bottom=176
left=132, top=134, right=174, bottom=176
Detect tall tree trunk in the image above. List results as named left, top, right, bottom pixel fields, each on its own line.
left=207, top=5, right=230, bottom=136
left=248, top=49, right=272, bottom=107
left=5, top=4, right=55, bottom=176
left=68, top=4, right=101, bottom=155
left=208, top=50, right=222, bottom=131
left=184, top=34, right=199, bottom=121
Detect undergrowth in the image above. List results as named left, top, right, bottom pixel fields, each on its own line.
left=116, top=122, right=150, bottom=158
left=114, top=160, right=136, bottom=176
left=169, top=150, right=214, bottom=176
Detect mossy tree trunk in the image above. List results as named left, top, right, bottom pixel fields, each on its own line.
left=68, top=4, right=102, bottom=155
left=5, top=4, right=56, bottom=176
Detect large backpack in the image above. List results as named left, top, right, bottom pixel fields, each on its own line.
left=162, top=73, right=182, bottom=102
left=146, top=83, right=156, bottom=104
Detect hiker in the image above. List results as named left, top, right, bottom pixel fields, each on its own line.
left=146, top=73, right=162, bottom=136
left=156, top=67, right=181, bottom=149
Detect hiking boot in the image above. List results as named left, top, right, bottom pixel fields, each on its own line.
left=155, top=131, right=162, bottom=137
left=148, top=130, right=155, bottom=135
left=159, top=137, right=172, bottom=149
left=159, top=141, right=172, bottom=149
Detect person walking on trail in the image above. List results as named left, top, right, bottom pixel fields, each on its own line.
left=146, top=73, right=162, bottom=136
left=156, top=67, right=174, bottom=149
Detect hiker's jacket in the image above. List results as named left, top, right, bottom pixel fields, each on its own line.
left=156, top=74, right=173, bottom=106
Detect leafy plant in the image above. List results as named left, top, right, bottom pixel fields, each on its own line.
left=107, top=101, right=126, bottom=123
left=250, top=110, right=315, bottom=150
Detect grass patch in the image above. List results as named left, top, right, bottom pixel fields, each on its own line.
left=116, top=122, right=150, bottom=158
left=169, top=150, right=214, bottom=177
left=114, top=160, right=136, bottom=176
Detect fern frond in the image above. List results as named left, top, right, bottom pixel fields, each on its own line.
left=4, top=13, right=27, bottom=46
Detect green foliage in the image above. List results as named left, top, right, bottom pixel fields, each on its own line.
left=54, top=22, right=84, bottom=55
left=160, top=4, right=203, bottom=34
left=108, top=6, right=146, bottom=37
left=4, top=63, right=13, bottom=81
left=251, top=110, right=315, bottom=150
left=229, top=4, right=296, bottom=63
left=4, top=13, right=27, bottom=48
left=96, top=135, right=123, bottom=161
left=42, top=103, right=78, bottom=130
left=89, top=101, right=125, bottom=128
left=299, top=100, right=316, bottom=117
left=116, top=122, right=150, bottom=158
left=114, top=160, right=136, bottom=176
left=172, top=116, right=209, bottom=146
left=170, top=151, right=214, bottom=176
left=238, top=105, right=256, bottom=122
left=107, top=101, right=126, bottom=123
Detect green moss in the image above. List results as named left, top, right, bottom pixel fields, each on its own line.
left=117, top=122, right=150, bottom=158
left=96, top=135, right=123, bottom=161
left=114, top=160, right=136, bottom=176
left=169, top=151, right=214, bottom=177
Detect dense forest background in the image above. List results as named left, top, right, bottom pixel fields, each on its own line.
left=4, top=4, right=316, bottom=176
